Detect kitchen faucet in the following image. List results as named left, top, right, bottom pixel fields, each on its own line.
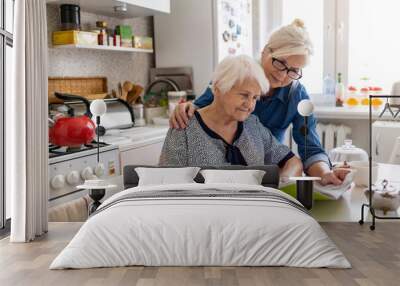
left=144, top=78, right=181, bottom=96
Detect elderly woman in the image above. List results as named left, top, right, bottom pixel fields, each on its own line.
left=169, top=19, right=349, bottom=186
left=159, top=55, right=303, bottom=177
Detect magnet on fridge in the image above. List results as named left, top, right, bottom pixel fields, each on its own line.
left=223, top=1, right=230, bottom=11
left=229, top=19, right=235, bottom=28
left=228, top=47, right=236, bottom=55
left=236, top=25, right=242, bottom=35
left=231, top=33, right=238, bottom=41
left=222, top=31, right=230, bottom=42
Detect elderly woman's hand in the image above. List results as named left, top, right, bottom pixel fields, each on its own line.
left=169, top=102, right=196, bottom=129
left=320, top=168, right=351, bottom=186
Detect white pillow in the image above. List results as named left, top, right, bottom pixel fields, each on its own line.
left=135, top=167, right=201, bottom=186
left=200, top=169, right=266, bottom=185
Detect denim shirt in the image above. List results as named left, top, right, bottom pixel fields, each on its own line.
left=193, top=81, right=330, bottom=169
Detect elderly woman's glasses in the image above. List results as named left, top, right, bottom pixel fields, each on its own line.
left=272, top=58, right=303, bottom=80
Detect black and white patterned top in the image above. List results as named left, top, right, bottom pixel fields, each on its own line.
left=159, top=114, right=295, bottom=167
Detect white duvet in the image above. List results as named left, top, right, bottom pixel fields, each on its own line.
left=50, top=183, right=351, bottom=269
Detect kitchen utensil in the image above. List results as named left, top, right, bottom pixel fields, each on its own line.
left=348, top=160, right=379, bottom=187
left=111, top=89, right=117, bottom=98
left=118, top=82, right=123, bottom=99
left=127, top=84, right=144, bottom=105
left=121, top=81, right=133, bottom=101
left=49, top=115, right=95, bottom=147
left=54, top=92, right=92, bottom=117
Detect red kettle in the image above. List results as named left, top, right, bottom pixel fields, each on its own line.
left=49, top=92, right=96, bottom=147
left=49, top=115, right=96, bottom=147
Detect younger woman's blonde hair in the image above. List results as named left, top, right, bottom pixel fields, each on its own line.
left=263, top=19, right=313, bottom=61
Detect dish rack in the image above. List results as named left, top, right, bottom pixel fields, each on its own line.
left=359, top=95, right=400, bottom=230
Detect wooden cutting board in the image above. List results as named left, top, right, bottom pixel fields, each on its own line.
left=48, top=77, right=108, bottom=104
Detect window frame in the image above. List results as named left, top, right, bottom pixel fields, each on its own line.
left=1, top=0, right=13, bottom=232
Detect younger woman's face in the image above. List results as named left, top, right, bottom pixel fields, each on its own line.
left=261, top=52, right=307, bottom=89
left=215, top=78, right=261, bottom=122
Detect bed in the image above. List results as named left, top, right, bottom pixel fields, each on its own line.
left=50, top=165, right=350, bottom=269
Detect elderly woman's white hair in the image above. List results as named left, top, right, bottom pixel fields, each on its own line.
left=263, top=19, right=313, bottom=61
left=211, top=55, right=270, bottom=95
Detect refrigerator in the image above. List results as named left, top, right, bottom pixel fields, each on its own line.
left=154, top=0, right=253, bottom=96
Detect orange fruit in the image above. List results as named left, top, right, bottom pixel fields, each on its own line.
left=346, top=97, right=358, bottom=106
left=371, top=98, right=383, bottom=106
left=361, top=98, right=369, bottom=105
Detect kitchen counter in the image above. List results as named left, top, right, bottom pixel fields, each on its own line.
left=101, top=124, right=170, bottom=169
left=101, top=124, right=169, bottom=151
left=314, top=106, right=398, bottom=120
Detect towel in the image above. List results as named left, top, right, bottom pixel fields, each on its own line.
left=313, top=171, right=356, bottom=200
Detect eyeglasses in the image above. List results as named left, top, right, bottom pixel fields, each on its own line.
left=271, top=57, right=303, bottom=80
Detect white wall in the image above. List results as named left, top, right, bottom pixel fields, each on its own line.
left=154, top=0, right=214, bottom=96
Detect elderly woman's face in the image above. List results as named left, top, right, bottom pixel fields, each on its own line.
left=261, top=53, right=307, bottom=89
left=215, top=78, right=261, bottom=122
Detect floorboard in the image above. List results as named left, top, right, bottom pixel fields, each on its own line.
left=1, top=222, right=399, bottom=286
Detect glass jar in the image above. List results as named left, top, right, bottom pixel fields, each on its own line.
left=167, top=91, right=187, bottom=116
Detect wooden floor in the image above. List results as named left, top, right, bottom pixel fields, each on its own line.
left=1, top=222, right=400, bottom=286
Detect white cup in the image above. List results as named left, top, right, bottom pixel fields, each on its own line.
left=348, top=161, right=379, bottom=187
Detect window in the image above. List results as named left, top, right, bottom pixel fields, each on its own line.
left=281, top=0, right=324, bottom=95
left=1, top=0, right=14, bottom=232
left=348, top=0, right=400, bottom=93
left=264, top=0, right=400, bottom=96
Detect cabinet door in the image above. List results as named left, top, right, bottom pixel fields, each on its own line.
left=120, top=0, right=170, bottom=13
left=120, top=142, right=164, bottom=169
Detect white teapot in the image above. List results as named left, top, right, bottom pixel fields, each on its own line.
left=364, top=180, right=400, bottom=215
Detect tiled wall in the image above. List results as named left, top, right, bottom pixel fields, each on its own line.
left=47, top=4, right=155, bottom=94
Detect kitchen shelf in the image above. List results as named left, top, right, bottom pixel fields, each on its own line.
left=52, top=44, right=153, bottom=54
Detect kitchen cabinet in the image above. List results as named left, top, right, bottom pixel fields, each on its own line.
left=46, top=0, right=170, bottom=17
left=121, top=0, right=170, bottom=14
left=120, top=141, right=165, bottom=168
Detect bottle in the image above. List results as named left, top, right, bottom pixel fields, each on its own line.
left=335, top=72, right=345, bottom=107
left=322, top=74, right=335, bottom=106
left=97, top=29, right=107, bottom=46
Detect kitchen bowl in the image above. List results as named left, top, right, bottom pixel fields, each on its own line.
left=348, top=160, right=379, bottom=187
